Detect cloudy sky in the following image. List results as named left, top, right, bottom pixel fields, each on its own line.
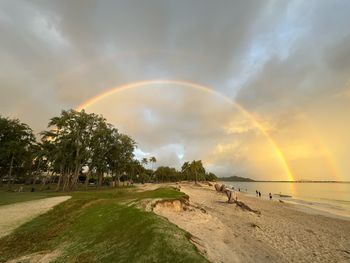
left=1, top=0, right=350, bottom=180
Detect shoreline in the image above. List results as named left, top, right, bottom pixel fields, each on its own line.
left=222, top=189, right=350, bottom=221
left=152, top=182, right=350, bottom=263
left=220, top=180, right=350, bottom=221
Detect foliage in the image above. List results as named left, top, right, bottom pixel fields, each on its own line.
left=0, top=111, right=217, bottom=190
left=0, top=116, right=36, bottom=187
left=155, top=166, right=179, bottom=182
left=40, top=109, right=135, bottom=190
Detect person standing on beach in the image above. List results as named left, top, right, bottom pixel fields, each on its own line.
left=256, top=190, right=258, bottom=196
left=269, top=193, right=272, bottom=200
left=258, top=191, right=261, bottom=197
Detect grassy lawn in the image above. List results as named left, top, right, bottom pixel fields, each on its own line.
left=0, top=186, right=207, bottom=262
left=0, top=184, right=69, bottom=205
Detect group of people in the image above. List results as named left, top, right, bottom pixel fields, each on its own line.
left=255, top=190, right=273, bottom=200
left=256, top=190, right=261, bottom=197
left=229, top=186, right=273, bottom=200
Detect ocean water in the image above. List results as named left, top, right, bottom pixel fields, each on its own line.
left=222, top=182, right=350, bottom=219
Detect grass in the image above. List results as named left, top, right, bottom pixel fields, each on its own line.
left=0, top=191, right=54, bottom=206
left=0, top=185, right=207, bottom=262
left=0, top=184, right=65, bottom=205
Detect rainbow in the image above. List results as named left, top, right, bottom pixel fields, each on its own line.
left=77, top=79, right=294, bottom=181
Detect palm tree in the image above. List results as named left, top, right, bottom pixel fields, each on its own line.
left=149, top=156, right=157, bottom=170
left=141, top=158, right=148, bottom=168
left=189, top=160, right=205, bottom=185
left=181, top=161, right=190, bottom=181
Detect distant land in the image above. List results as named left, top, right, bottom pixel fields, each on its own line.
left=218, top=176, right=350, bottom=183
left=218, top=175, right=255, bottom=182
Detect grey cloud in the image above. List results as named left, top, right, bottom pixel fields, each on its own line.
left=1, top=1, right=350, bottom=179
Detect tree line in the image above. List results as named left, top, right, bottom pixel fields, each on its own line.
left=0, top=109, right=217, bottom=191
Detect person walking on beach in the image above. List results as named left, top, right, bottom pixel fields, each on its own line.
left=269, top=193, right=272, bottom=200
left=256, top=190, right=258, bottom=196
left=258, top=191, right=261, bottom=197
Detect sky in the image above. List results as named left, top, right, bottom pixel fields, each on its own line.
left=1, top=0, right=350, bottom=180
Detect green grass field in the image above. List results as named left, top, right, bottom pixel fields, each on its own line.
left=0, top=186, right=208, bottom=262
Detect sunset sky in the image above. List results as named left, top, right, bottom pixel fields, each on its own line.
left=1, top=0, right=350, bottom=181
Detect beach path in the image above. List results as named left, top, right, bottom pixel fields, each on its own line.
left=0, top=196, right=71, bottom=238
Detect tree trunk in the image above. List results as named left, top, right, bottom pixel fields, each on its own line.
left=98, top=172, right=103, bottom=189
left=62, top=170, right=70, bottom=192
left=114, top=171, right=121, bottom=187
left=48, top=172, right=55, bottom=185
left=40, top=174, right=48, bottom=191
left=85, top=171, right=91, bottom=190
left=56, top=174, right=62, bottom=191
left=70, top=161, right=81, bottom=190
left=71, top=137, right=81, bottom=190
left=32, top=159, right=42, bottom=186
left=40, top=170, right=53, bottom=191
left=118, top=171, right=121, bottom=186
left=7, top=153, right=14, bottom=190
left=56, top=166, right=64, bottom=191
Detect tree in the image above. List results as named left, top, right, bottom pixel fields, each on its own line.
left=149, top=156, right=157, bottom=170
left=107, top=133, right=136, bottom=187
left=0, top=116, right=36, bottom=188
left=205, top=172, right=217, bottom=182
left=87, top=119, right=115, bottom=188
left=149, top=156, right=157, bottom=181
left=42, top=110, right=98, bottom=190
left=154, top=166, right=179, bottom=183
left=141, top=158, right=148, bottom=168
left=41, top=109, right=136, bottom=191
left=181, top=160, right=206, bottom=183
left=190, top=160, right=206, bottom=184
left=181, top=161, right=190, bottom=181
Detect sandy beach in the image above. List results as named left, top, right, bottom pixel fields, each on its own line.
left=150, top=183, right=350, bottom=263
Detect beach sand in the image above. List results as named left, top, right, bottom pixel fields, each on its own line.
left=151, top=183, right=350, bottom=263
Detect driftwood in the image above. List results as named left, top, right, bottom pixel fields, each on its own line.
left=235, top=200, right=260, bottom=214
left=219, top=184, right=226, bottom=192
left=214, top=184, right=260, bottom=214
left=224, top=189, right=235, bottom=203
left=214, top=183, right=221, bottom=192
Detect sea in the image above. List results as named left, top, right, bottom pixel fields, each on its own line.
left=222, top=181, right=350, bottom=220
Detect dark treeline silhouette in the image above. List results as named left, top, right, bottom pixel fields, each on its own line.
left=0, top=110, right=217, bottom=191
